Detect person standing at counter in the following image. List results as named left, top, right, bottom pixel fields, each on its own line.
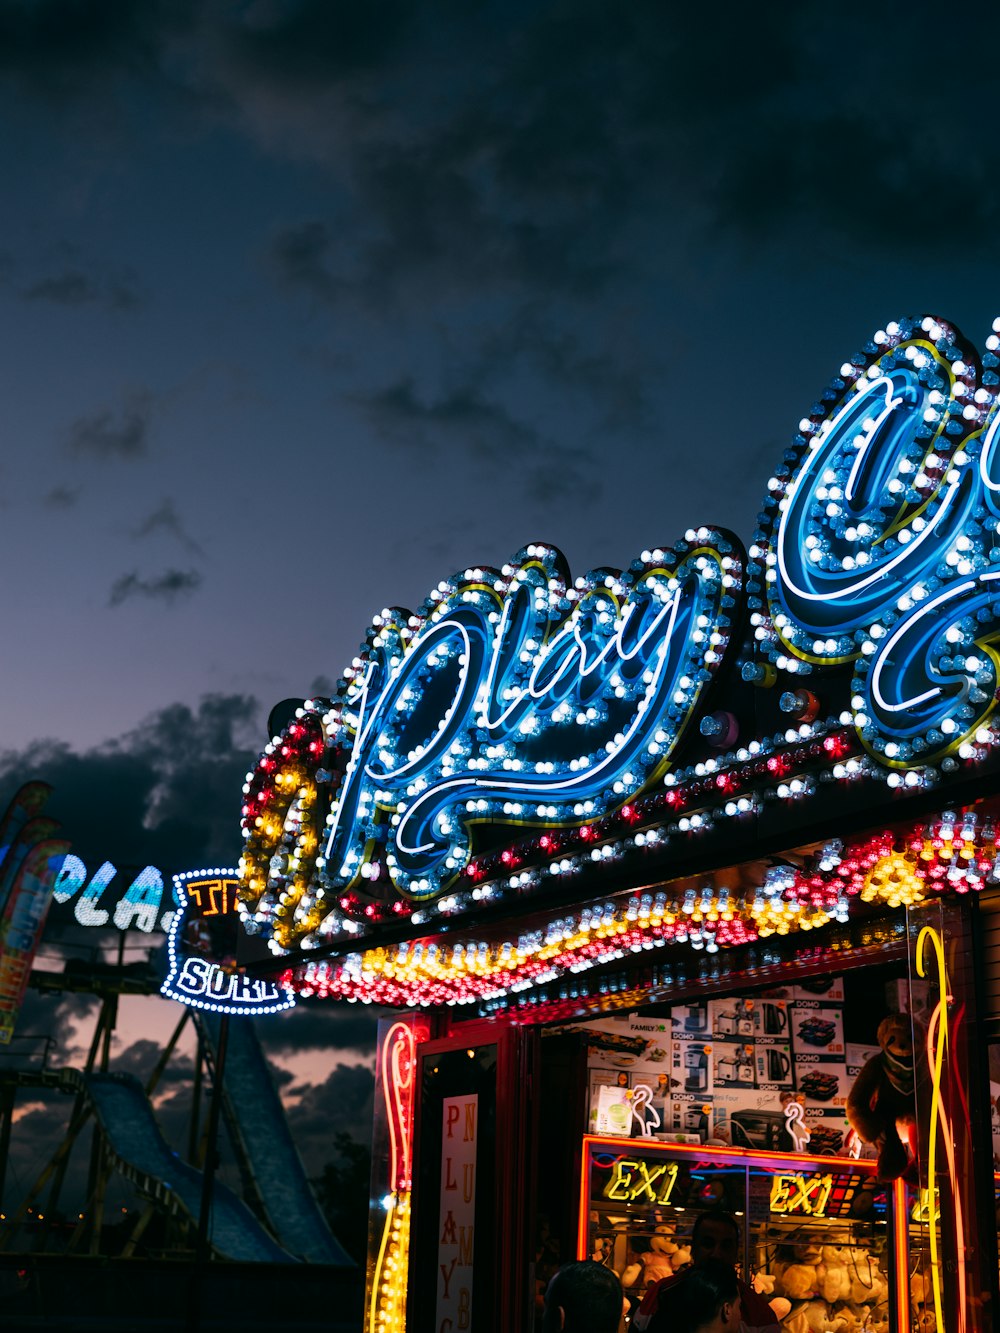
left=644, top=1261, right=742, bottom=1333
left=542, top=1260, right=629, bottom=1333
left=632, top=1210, right=779, bottom=1333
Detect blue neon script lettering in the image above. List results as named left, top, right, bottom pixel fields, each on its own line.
left=323, top=538, right=739, bottom=897
left=761, top=319, right=1000, bottom=764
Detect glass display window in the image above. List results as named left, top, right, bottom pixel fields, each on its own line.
left=579, top=1136, right=894, bottom=1330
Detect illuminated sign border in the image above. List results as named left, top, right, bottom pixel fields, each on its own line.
left=160, top=869, right=295, bottom=1016
left=238, top=313, right=1000, bottom=974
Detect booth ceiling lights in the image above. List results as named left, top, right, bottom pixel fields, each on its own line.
left=238, top=314, right=1000, bottom=996
left=278, top=811, right=998, bottom=1008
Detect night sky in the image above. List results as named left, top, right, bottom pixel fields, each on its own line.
left=7, top=1, right=1000, bottom=1211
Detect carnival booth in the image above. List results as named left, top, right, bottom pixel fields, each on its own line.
left=236, top=315, right=1000, bottom=1333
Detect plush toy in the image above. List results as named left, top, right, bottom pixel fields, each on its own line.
left=667, top=1243, right=689, bottom=1269
left=849, top=1250, right=888, bottom=1308
left=816, top=1245, right=853, bottom=1303
left=769, top=1297, right=792, bottom=1323
left=832, top=1304, right=861, bottom=1333
left=845, top=1013, right=919, bottom=1179
left=777, top=1263, right=819, bottom=1300
left=620, top=1237, right=676, bottom=1290
left=911, top=1268, right=933, bottom=1307
left=784, top=1300, right=847, bottom=1333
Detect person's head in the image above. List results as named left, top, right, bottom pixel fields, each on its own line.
left=690, top=1209, right=740, bottom=1268
left=647, top=1260, right=741, bottom=1333
left=542, top=1260, right=625, bottom=1333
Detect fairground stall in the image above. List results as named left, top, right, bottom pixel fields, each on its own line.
left=236, top=315, right=1000, bottom=1333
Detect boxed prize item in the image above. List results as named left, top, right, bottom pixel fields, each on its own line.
left=754, top=1041, right=794, bottom=1089
left=708, top=998, right=759, bottom=1039
left=712, top=1087, right=791, bottom=1152
left=884, top=978, right=931, bottom=1020
left=594, top=1083, right=633, bottom=1136
left=671, top=1002, right=711, bottom=1038
left=791, top=976, right=845, bottom=1002
left=846, top=1043, right=879, bottom=1077
left=791, top=1004, right=845, bottom=1056
left=756, top=998, right=791, bottom=1042
left=662, top=1095, right=714, bottom=1140
left=794, top=1059, right=852, bottom=1114
left=712, top=1042, right=756, bottom=1089
left=670, top=1039, right=714, bottom=1096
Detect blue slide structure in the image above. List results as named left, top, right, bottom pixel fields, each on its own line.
left=196, top=1013, right=352, bottom=1266
left=81, top=1071, right=297, bottom=1263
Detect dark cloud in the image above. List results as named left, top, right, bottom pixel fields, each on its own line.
left=0, top=0, right=194, bottom=97
left=257, top=1000, right=386, bottom=1056
left=356, top=376, right=601, bottom=505
left=132, top=499, right=205, bottom=556
left=283, top=1063, right=375, bottom=1174
left=68, top=390, right=152, bottom=461
left=6, top=3, right=1000, bottom=271
left=109, top=568, right=202, bottom=607
left=269, top=221, right=342, bottom=305
left=0, top=692, right=259, bottom=870
left=356, top=377, right=535, bottom=455
left=112, top=1037, right=194, bottom=1088
left=42, top=483, right=81, bottom=508
left=21, top=268, right=143, bottom=311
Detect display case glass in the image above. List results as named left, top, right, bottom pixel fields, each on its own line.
left=579, top=1136, right=895, bottom=1330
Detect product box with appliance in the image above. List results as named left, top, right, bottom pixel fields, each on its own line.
left=712, top=1041, right=756, bottom=1089
left=755, top=998, right=791, bottom=1043
left=663, top=1095, right=714, bottom=1140
left=794, top=1059, right=852, bottom=1115
left=791, top=1003, right=845, bottom=1056
left=708, top=998, right=759, bottom=1039
left=754, top=1041, right=794, bottom=1089
left=791, top=977, right=845, bottom=1002
left=671, top=1003, right=711, bottom=1039
left=711, top=1088, right=792, bottom=1152
left=884, top=978, right=931, bottom=1020
left=670, top=1039, right=714, bottom=1096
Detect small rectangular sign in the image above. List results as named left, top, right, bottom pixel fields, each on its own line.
left=436, top=1092, right=478, bottom=1333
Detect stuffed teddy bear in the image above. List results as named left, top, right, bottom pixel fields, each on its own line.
left=832, top=1304, right=861, bottom=1333
left=784, top=1299, right=848, bottom=1333
left=816, top=1245, right=853, bottom=1303
left=846, top=1013, right=920, bottom=1179
left=668, top=1244, right=691, bottom=1271
left=621, top=1237, right=676, bottom=1290
left=777, top=1263, right=819, bottom=1301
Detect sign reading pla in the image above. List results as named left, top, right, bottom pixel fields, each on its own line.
left=161, top=870, right=294, bottom=1016
left=51, top=855, right=174, bottom=933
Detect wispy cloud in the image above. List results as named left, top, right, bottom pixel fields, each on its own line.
left=109, top=568, right=202, bottom=607
left=42, top=483, right=81, bottom=508
left=132, top=499, right=205, bottom=557
left=68, top=390, right=153, bottom=460
left=21, top=267, right=143, bottom=311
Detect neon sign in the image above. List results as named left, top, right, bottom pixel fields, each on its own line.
left=755, top=316, right=1000, bottom=768
left=603, top=1157, right=679, bottom=1204
left=51, top=854, right=174, bottom=933
left=239, top=314, right=1000, bottom=955
left=769, top=1172, right=834, bottom=1217
left=160, top=870, right=294, bottom=1016
left=916, top=924, right=966, bottom=1333
left=367, top=1021, right=419, bottom=1333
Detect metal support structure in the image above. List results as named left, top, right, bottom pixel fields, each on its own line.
left=195, top=1011, right=229, bottom=1265
left=0, top=1082, right=15, bottom=1219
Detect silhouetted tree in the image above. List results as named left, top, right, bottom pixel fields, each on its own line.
left=312, top=1131, right=372, bottom=1263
